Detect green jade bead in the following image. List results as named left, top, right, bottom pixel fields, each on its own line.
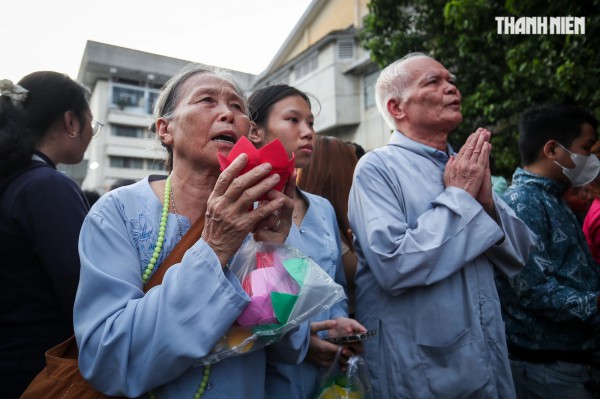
left=144, top=175, right=211, bottom=398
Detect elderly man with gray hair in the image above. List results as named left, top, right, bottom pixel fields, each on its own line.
left=348, top=52, right=536, bottom=398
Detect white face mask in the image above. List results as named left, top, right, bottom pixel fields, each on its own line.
left=553, top=143, right=600, bottom=187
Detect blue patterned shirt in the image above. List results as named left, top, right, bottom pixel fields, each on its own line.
left=498, top=167, right=600, bottom=352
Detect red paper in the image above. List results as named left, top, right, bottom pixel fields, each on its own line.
left=217, top=137, right=295, bottom=198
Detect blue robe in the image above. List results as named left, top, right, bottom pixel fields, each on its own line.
left=74, top=177, right=309, bottom=398
left=348, top=131, right=536, bottom=398
left=265, top=190, right=348, bottom=398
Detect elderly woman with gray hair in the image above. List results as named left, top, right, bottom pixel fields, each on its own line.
left=73, top=64, right=309, bottom=398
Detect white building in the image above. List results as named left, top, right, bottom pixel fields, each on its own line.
left=252, top=0, right=389, bottom=149
left=78, top=0, right=389, bottom=192
left=78, top=41, right=254, bottom=193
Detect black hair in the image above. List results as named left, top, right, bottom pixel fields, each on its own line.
left=345, top=141, right=366, bottom=159
left=518, top=104, right=598, bottom=166
left=110, top=178, right=137, bottom=191
left=248, top=85, right=311, bottom=128
left=0, top=71, right=90, bottom=175
left=83, top=190, right=101, bottom=207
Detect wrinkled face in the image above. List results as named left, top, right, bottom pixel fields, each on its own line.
left=400, top=57, right=463, bottom=133
left=158, top=73, right=250, bottom=170
left=260, top=95, right=315, bottom=169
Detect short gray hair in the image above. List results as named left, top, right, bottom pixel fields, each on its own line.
left=375, top=52, right=433, bottom=129
left=152, top=63, right=248, bottom=172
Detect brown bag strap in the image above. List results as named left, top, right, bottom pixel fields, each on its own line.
left=143, top=216, right=205, bottom=293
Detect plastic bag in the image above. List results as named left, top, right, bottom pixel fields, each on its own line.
left=314, top=353, right=373, bottom=399
left=197, top=239, right=346, bottom=365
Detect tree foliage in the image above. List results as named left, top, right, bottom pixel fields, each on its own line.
left=360, top=0, right=600, bottom=177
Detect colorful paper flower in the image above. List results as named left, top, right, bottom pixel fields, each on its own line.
left=236, top=251, right=300, bottom=328
left=217, top=136, right=295, bottom=198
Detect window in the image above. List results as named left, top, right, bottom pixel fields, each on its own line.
left=147, top=91, right=159, bottom=114
left=112, top=86, right=144, bottom=108
left=294, top=52, right=319, bottom=80
left=268, top=70, right=290, bottom=86
left=109, top=156, right=144, bottom=169
left=364, top=70, right=379, bottom=109
left=147, top=159, right=165, bottom=171
left=112, top=125, right=146, bottom=138
left=111, top=82, right=160, bottom=114
left=337, top=40, right=354, bottom=60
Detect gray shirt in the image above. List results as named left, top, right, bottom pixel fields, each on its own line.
left=348, top=131, right=536, bottom=398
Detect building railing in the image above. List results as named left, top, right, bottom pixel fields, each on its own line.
left=110, top=81, right=160, bottom=114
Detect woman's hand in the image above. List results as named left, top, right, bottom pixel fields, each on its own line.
left=307, top=318, right=367, bottom=368
left=253, top=169, right=296, bottom=244
left=202, top=154, right=291, bottom=267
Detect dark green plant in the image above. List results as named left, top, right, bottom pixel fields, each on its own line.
left=360, top=0, right=600, bottom=178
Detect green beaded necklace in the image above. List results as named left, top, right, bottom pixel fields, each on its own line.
left=144, top=175, right=212, bottom=399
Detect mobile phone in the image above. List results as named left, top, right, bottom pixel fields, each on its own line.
left=322, top=330, right=377, bottom=345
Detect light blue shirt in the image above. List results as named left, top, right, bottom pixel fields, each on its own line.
left=348, top=131, right=536, bottom=398
left=265, top=190, right=348, bottom=399
left=74, top=177, right=309, bottom=398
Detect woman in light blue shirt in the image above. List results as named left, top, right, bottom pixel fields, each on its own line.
left=247, top=84, right=366, bottom=399
left=74, top=65, right=309, bottom=399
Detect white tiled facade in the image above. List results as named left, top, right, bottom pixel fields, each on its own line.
left=78, top=0, right=389, bottom=192
left=78, top=41, right=254, bottom=193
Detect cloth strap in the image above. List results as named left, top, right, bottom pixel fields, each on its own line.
left=144, top=215, right=205, bottom=293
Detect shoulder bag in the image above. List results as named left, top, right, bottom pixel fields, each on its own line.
left=20, top=217, right=205, bottom=398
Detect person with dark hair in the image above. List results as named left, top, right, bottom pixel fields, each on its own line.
left=248, top=85, right=365, bottom=399
left=0, top=72, right=97, bottom=398
left=298, top=135, right=359, bottom=315
left=109, top=178, right=137, bottom=191
left=345, top=141, right=366, bottom=160
left=83, top=189, right=101, bottom=207
left=74, top=65, right=308, bottom=398
left=348, top=53, right=536, bottom=398
left=499, top=103, right=600, bottom=398
left=563, top=184, right=593, bottom=224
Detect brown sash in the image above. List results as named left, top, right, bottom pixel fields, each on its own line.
left=144, top=215, right=205, bottom=292
left=21, top=213, right=206, bottom=398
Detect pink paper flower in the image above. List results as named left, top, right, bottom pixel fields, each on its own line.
left=217, top=136, right=295, bottom=197
left=237, top=251, right=300, bottom=328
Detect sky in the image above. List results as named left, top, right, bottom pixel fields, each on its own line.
left=2, top=0, right=314, bottom=83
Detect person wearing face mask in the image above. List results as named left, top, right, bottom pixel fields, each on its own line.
left=498, top=103, right=600, bottom=398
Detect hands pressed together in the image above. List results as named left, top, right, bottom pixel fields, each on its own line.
left=444, top=128, right=496, bottom=218
left=201, top=153, right=296, bottom=267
